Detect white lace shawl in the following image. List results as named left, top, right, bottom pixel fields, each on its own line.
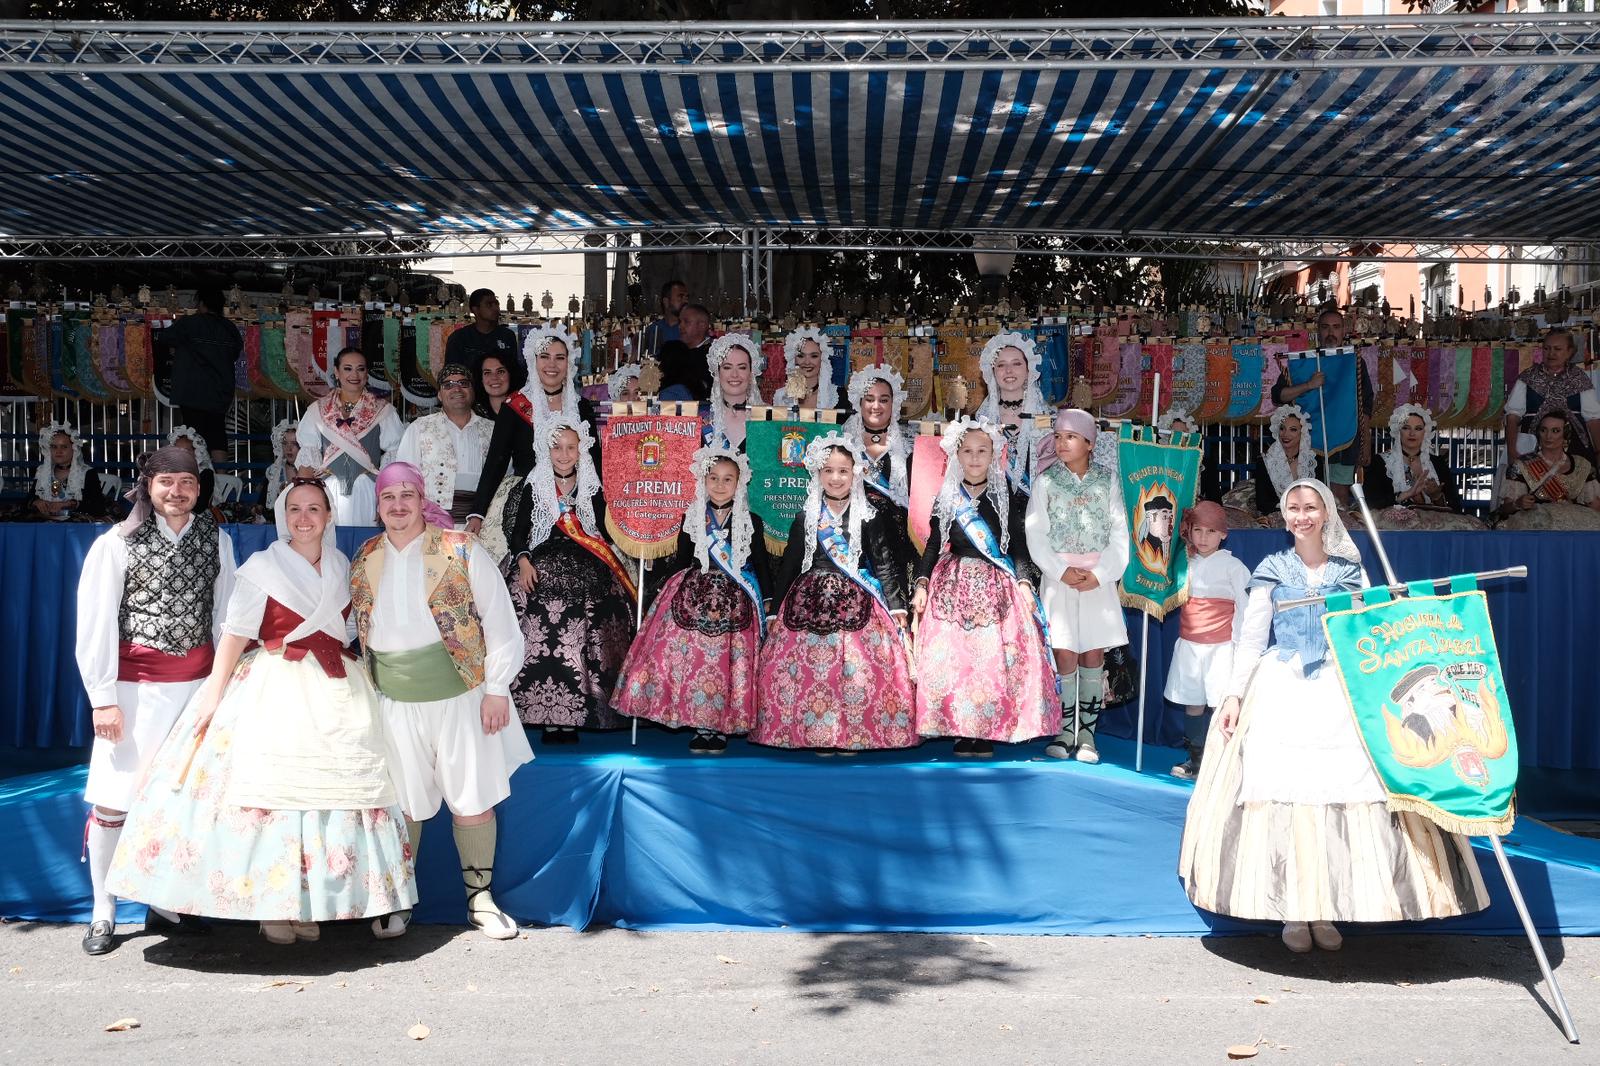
left=168, top=424, right=214, bottom=471
left=522, top=414, right=601, bottom=550
left=1281, top=477, right=1361, bottom=563
left=607, top=363, right=641, bottom=402
left=934, top=417, right=1011, bottom=554
left=800, top=432, right=874, bottom=575
left=264, top=417, right=298, bottom=506
left=1157, top=406, right=1196, bottom=440
left=34, top=421, right=88, bottom=501
left=773, top=327, right=838, bottom=408
left=708, top=333, right=765, bottom=445
left=518, top=324, right=582, bottom=422
left=683, top=445, right=755, bottom=575
left=1263, top=404, right=1315, bottom=495
left=1383, top=403, right=1437, bottom=495
left=842, top=364, right=910, bottom=506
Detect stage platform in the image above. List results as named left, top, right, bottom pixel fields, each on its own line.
left=6, top=731, right=1599, bottom=937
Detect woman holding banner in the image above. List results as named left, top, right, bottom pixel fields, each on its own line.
left=613, top=446, right=773, bottom=754
left=1178, top=478, right=1487, bottom=954
left=843, top=364, right=916, bottom=590
left=976, top=331, right=1047, bottom=494
left=912, top=419, right=1057, bottom=757
left=705, top=333, right=764, bottom=451
left=753, top=433, right=917, bottom=753
left=504, top=416, right=637, bottom=744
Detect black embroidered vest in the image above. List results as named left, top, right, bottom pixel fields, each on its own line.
left=117, top=512, right=221, bottom=653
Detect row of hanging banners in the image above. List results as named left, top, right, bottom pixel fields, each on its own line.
left=0, top=304, right=1557, bottom=433
left=600, top=394, right=1518, bottom=844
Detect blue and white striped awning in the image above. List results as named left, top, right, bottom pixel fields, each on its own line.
left=3, top=19, right=1600, bottom=251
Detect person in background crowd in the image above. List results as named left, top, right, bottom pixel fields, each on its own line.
left=467, top=326, right=600, bottom=536
left=1179, top=479, right=1487, bottom=953
left=352, top=462, right=532, bottom=941
left=753, top=434, right=917, bottom=754
left=1504, top=327, right=1600, bottom=465
left=772, top=328, right=839, bottom=410
left=663, top=303, right=715, bottom=400
left=1024, top=409, right=1127, bottom=765
left=1272, top=306, right=1372, bottom=506
left=1497, top=410, right=1600, bottom=530
left=912, top=418, right=1056, bottom=758
left=642, top=279, right=688, bottom=357
left=505, top=417, right=637, bottom=745
left=262, top=419, right=299, bottom=510
left=295, top=347, right=405, bottom=527
left=164, top=286, right=241, bottom=466
left=22, top=421, right=112, bottom=522
left=168, top=425, right=217, bottom=513
left=1162, top=500, right=1250, bottom=780
left=614, top=446, right=772, bottom=754
left=396, top=363, right=494, bottom=528
left=472, top=353, right=522, bottom=421
left=74, top=445, right=237, bottom=956
left=107, top=478, right=414, bottom=946
left=446, top=289, right=522, bottom=386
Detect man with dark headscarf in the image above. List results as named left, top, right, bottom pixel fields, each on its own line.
left=74, top=446, right=236, bottom=956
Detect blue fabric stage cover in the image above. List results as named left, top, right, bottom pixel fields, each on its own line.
left=2, top=523, right=1595, bottom=771
left=5, top=733, right=1599, bottom=936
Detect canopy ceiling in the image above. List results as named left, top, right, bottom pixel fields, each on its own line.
left=3, top=17, right=1600, bottom=260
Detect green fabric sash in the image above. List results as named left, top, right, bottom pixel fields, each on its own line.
left=370, top=642, right=469, bottom=703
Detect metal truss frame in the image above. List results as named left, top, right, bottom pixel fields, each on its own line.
left=4, top=16, right=1600, bottom=74
left=4, top=228, right=1595, bottom=266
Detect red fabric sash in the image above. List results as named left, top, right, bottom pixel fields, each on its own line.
left=556, top=510, right=637, bottom=599
left=1179, top=596, right=1236, bottom=645
left=508, top=391, right=535, bottom=426
left=117, top=641, right=213, bottom=683
left=258, top=598, right=353, bottom=679
left=1521, top=455, right=1570, bottom=502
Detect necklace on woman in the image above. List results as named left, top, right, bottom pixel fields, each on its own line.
left=962, top=478, right=988, bottom=491
left=998, top=397, right=1024, bottom=410
left=824, top=491, right=850, bottom=504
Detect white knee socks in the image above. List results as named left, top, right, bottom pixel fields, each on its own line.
left=86, top=810, right=125, bottom=924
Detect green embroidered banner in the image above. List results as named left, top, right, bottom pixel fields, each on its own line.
left=1321, top=578, right=1518, bottom=836
left=1115, top=421, right=1201, bottom=620
left=745, top=417, right=837, bottom=553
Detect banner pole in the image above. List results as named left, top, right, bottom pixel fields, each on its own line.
left=1135, top=371, right=1162, bottom=774
left=1350, top=483, right=1578, bottom=1044
left=1314, top=347, right=1332, bottom=463
left=632, top=548, right=645, bottom=747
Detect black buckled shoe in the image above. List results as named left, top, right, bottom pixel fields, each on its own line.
left=81, top=920, right=116, bottom=956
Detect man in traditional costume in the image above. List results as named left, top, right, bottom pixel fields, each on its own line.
left=353, top=462, right=533, bottom=940
left=395, top=363, right=495, bottom=528
left=75, top=445, right=237, bottom=955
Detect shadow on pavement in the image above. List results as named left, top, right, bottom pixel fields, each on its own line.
left=790, top=932, right=1030, bottom=1016
left=124, top=918, right=464, bottom=976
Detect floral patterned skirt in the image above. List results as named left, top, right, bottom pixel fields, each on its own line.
left=106, top=652, right=416, bottom=922
left=913, top=556, right=1059, bottom=743
left=751, top=570, right=917, bottom=750
left=612, top=569, right=761, bottom=735
left=505, top=539, right=636, bottom=729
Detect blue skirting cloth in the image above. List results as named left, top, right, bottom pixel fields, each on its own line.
left=4, top=731, right=1599, bottom=935
left=2, top=523, right=1595, bottom=771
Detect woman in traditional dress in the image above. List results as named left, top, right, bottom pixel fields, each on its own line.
left=976, top=331, right=1047, bottom=494
left=467, top=326, right=600, bottom=538
left=842, top=364, right=915, bottom=589
left=1178, top=478, right=1488, bottom=952
left=1497, top=411, right=1600, bottom=530
left=294, top=347, right=404, bottom=525
left=912, top=418, right=1057, bottom=757
left=1504, top=326, right=1600, bottom=463
left=21, top=421, right=112, bottom=522
left=261, top=418, right=299, bottom=511
left=107, top=479, right=415, bottom=944
left=704, top=333, right=764, bottom=451
left=1363, top=404, right=1482, bottom=530
left=168, top=424, right=218, bottom=513
left=771, top=328, right=838, bottom=410
left=1024, top=409, right=1128, bottom=764
left=614, top=446, right=773, bottom=754
left=607, top=363, right=643, bottom=406
left=1228, top=404, right=1322, bottom=523
left=752, top=433, right=917, bottom=753
left=505, top=415, right=637, bottom=743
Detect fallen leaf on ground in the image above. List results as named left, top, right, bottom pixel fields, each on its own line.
left=998, top=1024, right=1013, bottom=1031
left=334, top=981, right=348, bottom=989
left=716, top=955, right=741, bottom=965
left=1253, top=996, right=1273, bottom=1005
left=970, top=936, right=992, bottom=945
left=1226, top=1045, right=1259, bottom=1060
left=263, top=979, right=310, bottom=992
left=466, top=983, right=478, bottom=993
left=407, top=1024, right=430, bottom=1041
left=7, top=966, right=20, bottom=974
left=1396, top=981, right=1413, bottom=988
left=104, top=1018, right=141, bottom=1033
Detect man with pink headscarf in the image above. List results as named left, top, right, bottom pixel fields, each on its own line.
left=349, top=461, right=532, bottom=940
